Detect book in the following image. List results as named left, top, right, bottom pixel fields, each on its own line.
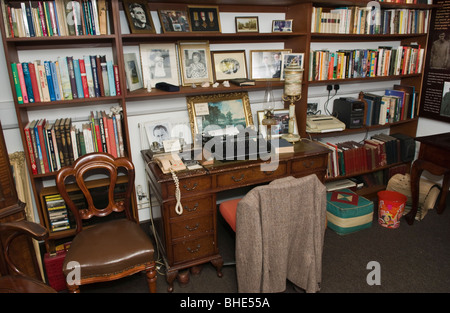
left=24, top=121, right=38, bottom=175
left=44, top=61, right=55, bottom=101
left=270, top=138, right=294, bottom=154
left=230, top=78, right=255, bottom=86
left=73, top=58, right=84, bottom=98
left=27, top=62, right=41, bottom=103
left=325, top=178, right=356, bottom=191
left=11, top=63, right=23, bottom=104
left=21, top=62, right=35, bottom=103
left=16, top=63, right=28, bottom=103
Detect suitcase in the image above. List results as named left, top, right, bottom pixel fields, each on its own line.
left=326, top=189, right=373, bottom=235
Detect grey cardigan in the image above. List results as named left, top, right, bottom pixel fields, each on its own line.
left=235, top=174, right=327, bottom=293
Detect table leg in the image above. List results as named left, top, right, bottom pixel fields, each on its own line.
left=405, top=159, right=423, bottom=225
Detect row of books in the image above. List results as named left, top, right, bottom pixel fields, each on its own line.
left=309, top=44, right=424, bottom=81
left=318, top=133, right=405, bottom=178
left=378, top=0, right=431, bottom=3
left=311, top=7, right=429, bottom=35
left=2, top=0, right=108, bottom=38
left=24, top=110, right=125, bottom=175
left=361, top=85, right=418, bottom=127
left=11, top=55, right=120, bottom=105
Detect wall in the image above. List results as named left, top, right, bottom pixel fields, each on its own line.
left=1, top=10, right=449, bottom=223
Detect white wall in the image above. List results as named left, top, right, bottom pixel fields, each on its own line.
left=1, top=10, right=449, bottom=222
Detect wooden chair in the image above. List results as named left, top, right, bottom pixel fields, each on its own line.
left=0, top=219, right=56, bottom=293
left=56, top=153, right=156, bottom=293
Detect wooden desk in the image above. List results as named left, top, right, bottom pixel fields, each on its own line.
left=142, top=140, right=329, bottom=292
left=405, top=132, right=450, bottom=225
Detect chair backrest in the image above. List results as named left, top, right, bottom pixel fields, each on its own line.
left=56, top=153, right=136, bottom=234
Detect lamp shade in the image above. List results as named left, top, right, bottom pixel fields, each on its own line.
left=284, top=64, right=303, bottom=97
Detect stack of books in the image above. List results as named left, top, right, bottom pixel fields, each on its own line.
left=44, top=194, right=70, bottom=232
left=24, top=110, right=125, bottom=175
left=11, top=55, right=120, bottom=104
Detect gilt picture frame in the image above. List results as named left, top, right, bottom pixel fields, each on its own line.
left=178, top=41, right=213, bottom=86
left=186, top=92, right=253, bottom=139
left=211, top=50, right=248, bottom=81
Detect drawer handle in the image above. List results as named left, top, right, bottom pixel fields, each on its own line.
left=187, top=244, right=201, bottom=253
left=184, top=203, right=199, bottom=212
left=183, top=182, right=198, bottom=191
left=231, top=174, right=245, bottom=182
left=185, top=223, right=199, bottom=231
left=263, top=170, right=276, bottom=175
left=303, top=160, right=315, bottom=168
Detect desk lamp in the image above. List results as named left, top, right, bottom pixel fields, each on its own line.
left=281, top=62, right=303, bottom=143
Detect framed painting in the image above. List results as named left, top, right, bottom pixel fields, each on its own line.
left=250, top=49, right=292, bottom=80
left=186, top=92, right=253, bottom=139
left=178, top=41, right=213, bottom=86
left=211, top=50, right=248, bottom=82
left=140, top=43, right=180, bottom=88
left=235, top=16, right=259, bottom=33
left=187, top=5, right=221, bottom=33
left=123, top=53, right=143, bottom=91
left=158, top=9, right=191, bottom=33
left=123, top=0, right=156, bottom=34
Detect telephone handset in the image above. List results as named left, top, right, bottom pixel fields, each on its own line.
left=154, top=153, right=186, bottom=215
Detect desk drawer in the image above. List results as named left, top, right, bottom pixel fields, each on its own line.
left=170, top=215, right=214, bottom=239
left=166, top=176, right=212, bottom=197
left=172, top=235, right=215, bottom=264
left=166, top=196, right=213, bottom=219
left=291, top=156, right=327, bottom=174
left=216, top=163, right=287, bottom=188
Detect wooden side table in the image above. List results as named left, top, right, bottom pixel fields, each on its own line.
left=405, top=132, right=450, bottom=225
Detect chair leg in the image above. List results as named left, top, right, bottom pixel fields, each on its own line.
left=67, top=283, right=80, bottom=293
left=145, top=262, right=157, bottom=293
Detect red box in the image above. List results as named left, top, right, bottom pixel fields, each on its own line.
left=44, top=250, right=67, bottom=291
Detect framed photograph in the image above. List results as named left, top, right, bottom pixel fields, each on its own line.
left=250, top=49, right=292, bottom=80
left=186, top=92, right=253, bottom=138
left=158, top=10, right=191, bottom=33
left=211, top=50, right=248, bottom=82
left=123, top=0, right=156, bottom=34
left=178, top=41, right=213, bottom=86
left=140, top=43, right=180, bottom=88
left=123, top=53, right=143, bottom=91
left=187, top=5, right=221, bottom=33
left=272, top=19, right=293, bottom=32
left=235, top=16, right=259, bottom=33
left=257, top=109, right=297, bottom=139
left=280, top=53, right=305, bottom=80
left=144, top=121, right=171, bottom=150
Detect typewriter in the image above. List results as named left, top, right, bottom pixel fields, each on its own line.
left=201, top=127, right=271, bottom=161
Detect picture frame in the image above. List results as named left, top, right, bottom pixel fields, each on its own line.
left=144, top=121, right=171, bottom=150
left=211, top=50, right=248, bottom=82
left=235, top=16, right=259, bottom=33
left=186, top=92, right=253, bottom=139
left=280, top=52, right=305, bottom=80
left=187, top=5, right=221, bottom=33
left=257, top=109, right=297, bottom=139
left=178, top=41, right=213, bottom=86
left=140, top=43, right=180, bottom=88
left=123, top=53, right=143, bottom=91
left=250, top=49, right=292, bottom=80
left=123, top=0, right=156, bottom=34
left=158, top=9, right=191, bottom=33
left=272, top=19, right=293, bottom=32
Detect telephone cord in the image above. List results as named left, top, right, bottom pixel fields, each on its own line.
left=170, top=168, right=183, bottom=215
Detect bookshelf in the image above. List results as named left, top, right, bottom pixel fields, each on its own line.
left=0, top=0, right=436, bottom=249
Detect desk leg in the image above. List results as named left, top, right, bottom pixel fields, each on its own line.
left=405, top=159, right=423, bottom=225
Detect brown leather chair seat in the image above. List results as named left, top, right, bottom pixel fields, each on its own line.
left=63, top=219, right=154, bottom=279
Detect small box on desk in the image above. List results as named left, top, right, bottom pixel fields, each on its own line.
left=326, top=189, right=373, bottom=235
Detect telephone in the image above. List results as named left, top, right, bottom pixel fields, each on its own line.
left=153, top=153, right=186, bottom=215
left=154, top=153, right=186, bottom=174
left=306, top=115, right=346, bottom=133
